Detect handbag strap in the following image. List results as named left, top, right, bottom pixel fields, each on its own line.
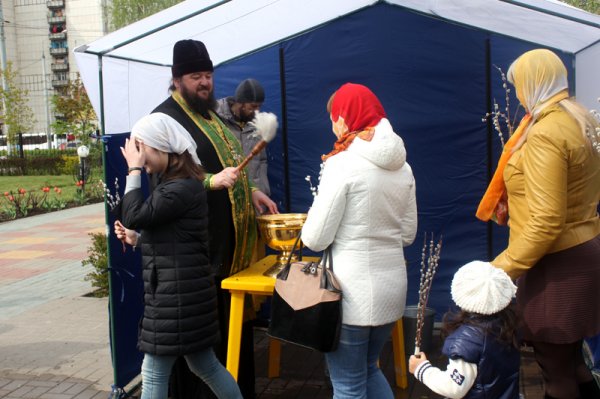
left=277, top=232, right=337, bottom=295
left=277, top=232, right=304, bottom=280
left=319, top=247, right=337, bottom=290
left=287, top=232, right=303, bottom=264
left=320, top=246, right=333, bottom=272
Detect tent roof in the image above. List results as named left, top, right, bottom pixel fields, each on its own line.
left=77, top=0, right=600, bottom=65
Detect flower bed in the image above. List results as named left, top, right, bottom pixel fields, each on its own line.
left=0, top=180, right=104, bottom=222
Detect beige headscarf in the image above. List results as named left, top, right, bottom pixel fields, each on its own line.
left=506, top=49, right=569, bottom=150
left=130, top=112, right=201, bottom=164
left=507, top=49, right=568, bottom=114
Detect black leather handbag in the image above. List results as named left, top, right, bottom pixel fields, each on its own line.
left=268, top=235, right=342, bottom=352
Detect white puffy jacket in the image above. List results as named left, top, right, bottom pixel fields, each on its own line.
left=302, top=118, right=418, bottom=326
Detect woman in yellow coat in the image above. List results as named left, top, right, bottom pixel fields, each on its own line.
left=477, top=49, right=600, bottom=399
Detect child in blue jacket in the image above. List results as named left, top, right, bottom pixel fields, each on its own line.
left=409, top=261, right=520, bottom=399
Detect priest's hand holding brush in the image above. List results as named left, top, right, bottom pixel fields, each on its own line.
left=210, top=111, right=279, bottom=215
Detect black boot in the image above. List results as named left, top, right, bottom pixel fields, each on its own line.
left=579, top=380, right=600, bottom=399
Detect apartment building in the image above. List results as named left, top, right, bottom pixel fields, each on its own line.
left=0, top=0, right=107, bottom=137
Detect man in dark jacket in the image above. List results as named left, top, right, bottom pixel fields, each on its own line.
left=153, top=39, right=278, bottom=399
left=215, top=79, right=270, bottom=196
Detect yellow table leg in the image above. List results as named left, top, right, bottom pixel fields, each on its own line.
left=267, top=338, right=281, bottom=378
left=391, top=319, right=408, bottom=389
left=225, top=291, right=245, bottom=381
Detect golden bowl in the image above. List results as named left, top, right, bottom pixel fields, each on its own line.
left=257, top=213, right=307, bottom=277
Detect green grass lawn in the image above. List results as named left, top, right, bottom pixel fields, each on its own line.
left=0, top=173, right=104, bottom=221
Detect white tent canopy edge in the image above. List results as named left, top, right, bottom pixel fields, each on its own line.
left=74, top=0, right=600, bottom=135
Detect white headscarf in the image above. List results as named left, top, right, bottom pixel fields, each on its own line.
left=130, top=113, right=201, bottom=165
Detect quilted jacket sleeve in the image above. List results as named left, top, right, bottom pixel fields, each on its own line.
left=121, top=179, right=196, bottom=230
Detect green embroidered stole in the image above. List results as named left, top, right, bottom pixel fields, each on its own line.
left=172, top=92, right=257, bottom=275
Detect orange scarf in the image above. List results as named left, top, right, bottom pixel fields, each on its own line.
left=322, top=127, right=375, bottom=161
left=476, top=89, right=569, bottom=222
left=475, top=113, right=531, bottom=222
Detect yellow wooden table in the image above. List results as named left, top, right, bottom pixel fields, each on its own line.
left=221, top=255, right=408, bottom=389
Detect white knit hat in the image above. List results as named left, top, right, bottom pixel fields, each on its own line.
left=451, top=261, right=517, bottom=315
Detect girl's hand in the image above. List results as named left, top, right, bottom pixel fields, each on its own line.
left=409, top=352, right=428, bottom=374
left=114, top=220, right=138, bottom=246
left=120, top=138, right=145, bottom=170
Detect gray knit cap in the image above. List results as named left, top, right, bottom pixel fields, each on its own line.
left=234, top=78, right=265, bottom=103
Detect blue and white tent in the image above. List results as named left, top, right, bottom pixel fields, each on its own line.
left=75, top=0, right=600, bottom=390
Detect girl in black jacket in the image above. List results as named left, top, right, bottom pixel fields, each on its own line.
left=114, top=113, right=242, bottom=399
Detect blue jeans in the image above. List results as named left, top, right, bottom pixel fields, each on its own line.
left=140, top=349, right=242, bottom=399
left=325, top=323, right=395, bottom=399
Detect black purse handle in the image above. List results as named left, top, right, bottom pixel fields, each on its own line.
left=276, top=232, right=303, bottom=280
left=277, top=231, right=334, bottom=285
left=286, top=232, right=303, bottom=264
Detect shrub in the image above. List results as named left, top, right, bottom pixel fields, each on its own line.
left=60, top=155, right=79, bottom=175
left=26, top=156, right=67, bottom=175
left=0, top=146, right=102, bottom=176
left=82, top=232, right=109, bottom=297
left=0, top=155, right=66, bottom=176
left=26, top=149, right=75, bottom=158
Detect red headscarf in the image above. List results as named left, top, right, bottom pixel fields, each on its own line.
left=322, top=83, right=386, bottom=161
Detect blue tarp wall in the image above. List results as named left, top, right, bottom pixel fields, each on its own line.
left=212, top=4, right=574, bottom=316
left=104, top=133, right=145, bottom=390
left=107, top=2, right=578, bottom=390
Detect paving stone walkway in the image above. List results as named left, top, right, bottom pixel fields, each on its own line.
left=0, top=203, right=113, bottom=398
left=0, top=202, right=549, bottom=399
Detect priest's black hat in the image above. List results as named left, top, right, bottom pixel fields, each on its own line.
left=171, top=40, right=213, bottom=78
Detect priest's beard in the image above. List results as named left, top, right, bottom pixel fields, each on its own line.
left=180, top=86, right=217, bottom=119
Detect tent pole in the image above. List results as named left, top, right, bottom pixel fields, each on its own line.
left=485, top=38, right=493, bottom=260
left=97, top=53, right=119, bottom=387
left=98, top=55, right=106, bottom=138
left=278, top=46, right=291, bottom=213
